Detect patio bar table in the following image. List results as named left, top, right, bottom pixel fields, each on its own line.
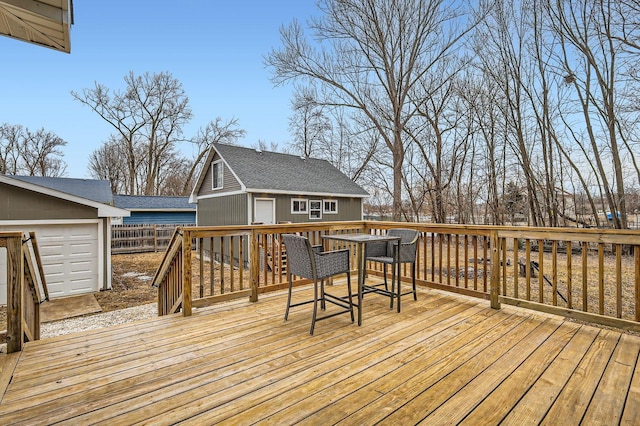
left=322, top=233, right=401, bottom=326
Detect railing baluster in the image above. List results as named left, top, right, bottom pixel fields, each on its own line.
left=438, top=233, right=443, bottom=284
left=446, top=233, right=451, bottom=287
left=501, top=238, right=507, bottom=296
left=220, top=236, right=226, bottom=294
left=230, top=235, right=235, bottom=293
left=199, top=237, right=204, bottom=298
left=552, top=240, right=558, bottom=306
left=526, top=239, right=531, bottom=301
left=538, top=239, right=544, bottom=304
left=262, top=234, right=268, bottom=287
left=567, top=241, right=572, bottom=309
left=513, top=238, right=519, bottom=299
left=473, top=236, right=478, bottom=291
left=582, top=241, right=588, bottom=312
left=483, top=236, right=488, bottom=292
left=616, top=244, right=622, bottom=318
left=431, top=233, right=435, bottom=282
left=455, top=234, right=460, bottom=288
left=599, top=243, right=604, bottom=315
left=464, top=235, right=469, bottom=289
left=239, top=235, right=245, bottom=290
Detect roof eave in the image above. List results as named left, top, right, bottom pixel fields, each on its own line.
left=246, top=188, right=369, bottom=198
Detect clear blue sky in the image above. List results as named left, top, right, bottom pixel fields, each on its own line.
left=0, top=1, right=317, bottom=177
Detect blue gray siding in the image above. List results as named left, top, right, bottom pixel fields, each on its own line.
left=123, top=212, right=196, bottom=225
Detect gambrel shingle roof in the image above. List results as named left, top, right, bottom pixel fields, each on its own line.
left=192, top=143, right=369, bottom=199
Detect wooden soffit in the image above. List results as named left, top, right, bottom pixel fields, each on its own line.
left=0, top=0, right=73, bottom=53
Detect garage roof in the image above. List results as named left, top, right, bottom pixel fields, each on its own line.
left=114, top=195, right=195, bottom=212
left=0, top=175, right=129, bottom=217
left=0, top=0, right=73, bottom=53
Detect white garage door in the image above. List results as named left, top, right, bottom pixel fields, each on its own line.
left=0, top=222, right=101, bottom=303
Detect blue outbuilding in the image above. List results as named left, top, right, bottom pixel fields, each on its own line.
left=114, top=195, right=196, bottom=225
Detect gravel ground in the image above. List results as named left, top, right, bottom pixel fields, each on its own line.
left=39, top=303, right=157, bottom=339
left=0, top=303, right=158, bottom=353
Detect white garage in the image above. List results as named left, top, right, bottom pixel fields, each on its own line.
left=0, top=221, right=102, bottom=303
left=0, top=175, right=129, bottom=304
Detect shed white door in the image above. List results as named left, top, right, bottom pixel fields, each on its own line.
left=254, top=198, right=275, bottom=224
left=0, top=222, right=101, bottom=303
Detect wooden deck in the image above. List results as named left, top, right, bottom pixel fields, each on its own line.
left=1, top=284, right=640, bottom=425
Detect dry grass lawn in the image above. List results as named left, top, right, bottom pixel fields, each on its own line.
left=95, top=252, right=163, bottom=311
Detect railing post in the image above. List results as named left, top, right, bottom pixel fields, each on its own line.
left=250, top=228, right=259, bottom=302
left=490, top=231, right=501, bottom=309
left=6, top=235, right=23, bottom=353
left=182, top=228, right=192, bottom=316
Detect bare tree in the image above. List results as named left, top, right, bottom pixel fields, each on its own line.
left=289, top=90, right=379, bottom=184
left=460, top=72, right=508, bottom=225
left=0, top=123, right=67, bottom=177
left=72, top=71, right=192, bottom=195
left=546, top=0, right=635, bottom=228
left=182, top=118, right=246, bottom=194
left=87, top=136, right=128, bottom=194
left=289, top=85, right=331, bottom=158
left=20, top=128, right=68, bottom=177
left=0, top=123, right=21, bottom=174
left=267, top=0, right=479, bottom=220
left=407, top=68, right=474, bottom=223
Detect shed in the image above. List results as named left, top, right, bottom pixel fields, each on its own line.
left=190, top=143, right=369, bottom=226
left=0, top=175, right=129, bottom=303
left=113, top=195, right=195, bottom=225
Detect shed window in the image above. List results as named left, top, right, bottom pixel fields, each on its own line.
left=291, top=199, right=308, bottom=214
left=309, top=200, right=322, bottom=219
left=212, top=160, right=223, bottom=189
left=323, top=200, right=338, bottom=214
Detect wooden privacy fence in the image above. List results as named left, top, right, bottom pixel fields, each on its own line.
left=111, top=224, right=192, bottom=254
left=152, top=221, right=640, bottom=332
left=1, top=231, right=48, bottom=353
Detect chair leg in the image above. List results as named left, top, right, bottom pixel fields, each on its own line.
left=390, top=262, right=396, bottom=309
left=284, top=272, right=293, bottom=321
left=346, top=271, right=354, bottom=323
left=320, top=279, right=326, bottom=311
left=412, top=262, right=417, bottom=301
left=311, top=279, right=319, bottom=335
left=383, top=264, right=388, bottom=290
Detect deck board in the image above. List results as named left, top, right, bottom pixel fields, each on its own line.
left=1, top=285, right=639, bottom=425
left=582, top=333, right=640, bottom=424
left=460, top=325, right=600, bottom=425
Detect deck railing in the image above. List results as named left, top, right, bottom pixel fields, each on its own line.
left=494, top=227, right=640, bottom=332
left=1, top=231, right=47, bottom=353
left=152, top=221, right=640, bottom=332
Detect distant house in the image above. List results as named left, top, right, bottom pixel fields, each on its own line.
left=0, top=175, right=129, bottom=303
left=114, top=195, right=195, bottom=225
left=190, top=143, right=369, bottom=226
